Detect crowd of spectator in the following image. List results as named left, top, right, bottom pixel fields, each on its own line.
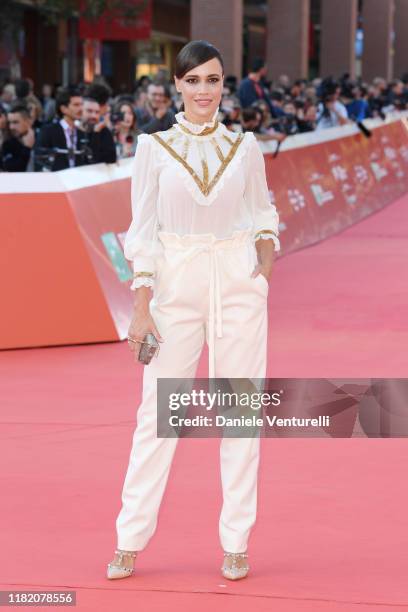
left=1, top=57, right=407, bottom=172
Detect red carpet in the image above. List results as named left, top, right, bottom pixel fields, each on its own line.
left=1, top=194, right=408, bottom=611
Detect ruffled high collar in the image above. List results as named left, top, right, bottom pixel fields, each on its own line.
left=174, top=105, right=220, bottom=135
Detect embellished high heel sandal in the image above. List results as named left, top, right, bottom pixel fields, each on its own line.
left=106, top=549, right=138, bottom=579
left=221, top=551, right=249, bottom=580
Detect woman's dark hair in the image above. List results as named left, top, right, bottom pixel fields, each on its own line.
left=174, top=40, right=224, bottom=112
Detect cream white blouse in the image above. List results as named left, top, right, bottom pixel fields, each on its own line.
left=124, top=106, right=281, bottom=289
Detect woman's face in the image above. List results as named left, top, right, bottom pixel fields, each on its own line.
left=120, top=104, right=134, bottom=129
left=174, top=57, right=224, bottom=124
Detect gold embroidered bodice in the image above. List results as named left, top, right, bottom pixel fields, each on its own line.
left=149, top=108, right=249, bottom=206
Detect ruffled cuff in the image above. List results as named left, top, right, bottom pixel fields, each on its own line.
left=130, top=276, right=155, bottom=291
left=130, top=267, right=155, bottom=291
left=128, top=257, right=156, bottom=291
left=254, top=230, right=281, bottom=252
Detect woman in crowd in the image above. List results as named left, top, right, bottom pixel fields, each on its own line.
left=112, top=100, right=143, bottom=158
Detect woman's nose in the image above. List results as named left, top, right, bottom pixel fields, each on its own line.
left=197, top=83, right=211, bottom=95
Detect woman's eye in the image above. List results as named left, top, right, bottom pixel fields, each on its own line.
left=186, top=78, right=219, bottom=84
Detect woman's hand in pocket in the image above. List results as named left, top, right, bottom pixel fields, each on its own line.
left=251, top=262, right=272, bottom=283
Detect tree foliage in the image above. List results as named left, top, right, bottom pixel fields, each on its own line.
left=34, top=0, right=149, bottom=24
left=0, top=0, right=149, bottom=40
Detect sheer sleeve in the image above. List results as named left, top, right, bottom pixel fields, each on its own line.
left=123, top=134, right=161, bottom=290
left=244, top=132, right=281, bottom=252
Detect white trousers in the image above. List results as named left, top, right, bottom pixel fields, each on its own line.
left=116, top=229, right=269, bottom=553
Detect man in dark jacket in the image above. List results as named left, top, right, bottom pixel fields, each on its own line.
left=80, top=96, right=116, bottom=164
left=37, top=86, right=89, bottom=171
left=238, top=58, right=275, bottom=116
left=135, top=81, right=175, bottom=133
left=1, top=102, right=36, bottom=172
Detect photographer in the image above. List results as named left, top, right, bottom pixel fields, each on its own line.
left=80, top=96, right=116, bottom=164
left=274, top=100, right=301, bottom=136
left=37, top=86, right=88, bottom=171
left=316, top=79, right=350, bottom=130
left=1, top=102, right=36, bottom=172
left=241, top=106, right=286, bottom=143
left=297, top=101, right=317, bottom=132
left=112, top=100, right=142, bottom=159
left=384, top=79, right=408, bottom=112
left=367, top=80, right=388, bottom=119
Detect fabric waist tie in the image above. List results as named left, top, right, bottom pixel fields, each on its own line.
left=157, top=229, right=253, bottom=378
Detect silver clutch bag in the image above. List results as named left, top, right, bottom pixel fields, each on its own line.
left=138, top=332, right=160, bottom=365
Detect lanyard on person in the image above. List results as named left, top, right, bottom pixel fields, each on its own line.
left=60, top=119, right=77, bottom=166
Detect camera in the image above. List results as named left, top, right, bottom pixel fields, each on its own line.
left=274, top=113, right=298, bottom=135
left=34, top=135, right=94, bottom=171
left=110, top=111, right=125, bottom=124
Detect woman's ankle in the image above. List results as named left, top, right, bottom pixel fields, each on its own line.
left=113, top=549, right=138, bottom=568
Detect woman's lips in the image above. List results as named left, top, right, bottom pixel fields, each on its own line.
left=195, top=100, right=212, bottom=106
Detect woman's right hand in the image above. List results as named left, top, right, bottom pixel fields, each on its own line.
left=127, top=287, right=164, bottom=358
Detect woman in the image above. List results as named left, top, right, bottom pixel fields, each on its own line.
left=107, top=40, right=280, bottom=581
left=112, top=100, right=142, bottom=158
